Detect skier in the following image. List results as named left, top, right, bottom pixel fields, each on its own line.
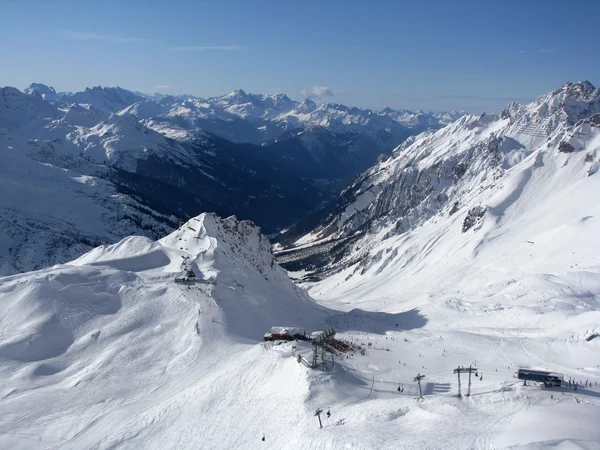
left=262, top=435, right=265, bottom=442
left=327, top=409, right=331, bottom=418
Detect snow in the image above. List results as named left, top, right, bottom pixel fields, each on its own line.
left=2, top=209, right=600, bottom=448
left=1, top=82, right=600, bottom=449
left=0, top=105, right=173, bottom=275
left=278, top=82, right=600, bottom=448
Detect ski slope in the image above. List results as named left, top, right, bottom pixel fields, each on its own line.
left=1, top=212, right=599, bottom=449
left=292, top=87, right=600, bottom=448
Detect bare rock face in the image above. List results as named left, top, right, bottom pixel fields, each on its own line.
left=558, top=141, right=575, bottom=153
left=461, top=206, right=486, bottom=233
left=587, top=113, right=600, bottom=127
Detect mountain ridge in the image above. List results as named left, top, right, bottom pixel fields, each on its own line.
left=276, top=81, right=600, bottom=279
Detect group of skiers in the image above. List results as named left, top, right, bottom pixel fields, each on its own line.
left=567, top=378, right=597, bottom=390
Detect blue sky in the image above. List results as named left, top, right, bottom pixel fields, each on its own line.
left=1, top=0, right=598, bottom=112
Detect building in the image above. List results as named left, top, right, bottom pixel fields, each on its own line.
left=264, top=327, right=307, bottom=341
left=517, top=369, right=564, bottom=387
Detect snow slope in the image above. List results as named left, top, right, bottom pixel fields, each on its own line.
left=273, top=81, right=600, bottom=447
left=277, top=81, right=600, bottom=267
left=62, top=86, right=146, bottom=114
left=0, top=127, right=173, bottom=276
left=2, top=207, right=599, bottom=449
left=0, top=214, right=333, bottom=449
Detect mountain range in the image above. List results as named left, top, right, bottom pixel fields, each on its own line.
left=0, top=82, right=460, bottom=274
left=1, top=80, right=600, bottom=448
left=276, top=81, right=600, bottom=279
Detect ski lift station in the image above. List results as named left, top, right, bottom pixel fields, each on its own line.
left=517, top=369, right=564, bottom=387
left=174, top=256, right=198, bottom=283
left=263, top=327, right=308, bottom=342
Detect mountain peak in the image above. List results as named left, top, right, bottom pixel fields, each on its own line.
left=560, top=80, right=597, bottom=100
left=226, top=89, right=247, bottom=98
left=268, top=92, right=293, bottom=107
left=24, top=83, right=58, bottom=101
left=65, top=86, right=145, bottom=113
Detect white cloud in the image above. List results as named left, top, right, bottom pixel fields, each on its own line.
left=154, top=85, right=171, bottom=90
left=63, top=32, right=142, bottom=42
left=169, top=45, right=245, bottom=51
left=299, top=86, right=334, bottom=100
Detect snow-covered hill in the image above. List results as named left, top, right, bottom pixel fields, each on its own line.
left=56, top=84, right=463, bottom=190
left=24, top=83, right=59, bottom=102
left=119, top=87, right=465, bottom=190
left=0, top=82, right=462, bottom=275
left=62, top=86, right=146, bottom=113
left=0, top=213, right=332, bottom=449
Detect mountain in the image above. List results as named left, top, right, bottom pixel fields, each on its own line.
left=34, top=85, right=462, bottom=192
left=1, top=86, right=61, bottom=135
left=2, top=185, right=599, bottom=448
left=0, top=213, right=331, bottom=448
left=23, top=83, right=58, bottom=102
left=0, top=86, right=333, bottom=273
left=62, top=86, right=146, bottom=113
left=268, top=82, right=600, bottom=449
left=0, top=126, right=174, bottom=276
left=125, top=88, right=464, bottom=195
left=2, top=82, right=600, bottom=449
left=276, top=81, right=600, bottom=280
left=1, top=83, right=461, bottom=274
left=132, top=89, right=461, bottom=146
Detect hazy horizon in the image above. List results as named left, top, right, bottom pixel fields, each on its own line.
left=2, top=0, right=599, bottom=113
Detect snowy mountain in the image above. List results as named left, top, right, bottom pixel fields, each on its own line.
left=62, top=86, right=146, bottom=113
left=1, top=81, right=600, bottom=449
left=23, top=83, right=59, bottom=102
left=1, top=81, right=463, bottom=274
left=123, top=89, right=463, bottom=194
left=1, top=85, right=336, bottom=273
left=0, top=213, right=333, bottom=448
left=262, top=80, right=600, bottom=448
left=0, top=127, right=175, bottom=276
left=9, top=83, right=459, bottom=232
left=277, top=81, right=600, bottom=278
left=2, top=178, right=599, bottom=448
left=21, top=84, right=462, bottom=196
left=128, top=88, right=461, bottom=146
